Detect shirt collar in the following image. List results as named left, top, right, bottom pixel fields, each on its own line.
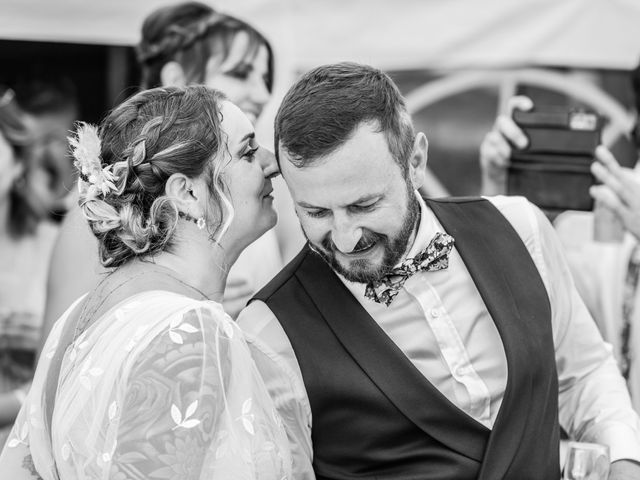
left=402, top=191, right=443, bottom=264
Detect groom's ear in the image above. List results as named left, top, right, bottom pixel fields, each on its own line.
left=408, top=132, right=428, bottom=189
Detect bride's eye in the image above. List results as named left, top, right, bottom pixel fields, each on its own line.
left=242, top=146, right=259, bottom=162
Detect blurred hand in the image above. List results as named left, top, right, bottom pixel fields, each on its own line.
left=590, top=145, right=640, bottom=241
left=223, top=276, right=255, bottom=319
left=608, top=459, right=640, bottom=480
left=479, top=95, right=533, bottom=195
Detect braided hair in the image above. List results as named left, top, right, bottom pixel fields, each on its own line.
left=78, top=85, right=230, bottom=267
left=137, top=2, right=274, bottom=92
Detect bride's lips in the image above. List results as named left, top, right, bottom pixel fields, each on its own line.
left=261, top=182, right=274, bottom=199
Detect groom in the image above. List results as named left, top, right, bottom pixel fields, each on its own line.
left=237, top=62, right=640, bottom=480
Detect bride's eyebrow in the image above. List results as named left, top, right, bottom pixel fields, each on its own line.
left=234, top=131, right=256, bottom=154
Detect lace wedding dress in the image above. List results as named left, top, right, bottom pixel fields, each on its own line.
left=0, top=290, right=292, bottom=480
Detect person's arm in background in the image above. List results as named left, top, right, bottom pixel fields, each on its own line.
left=36, top=202, right=103, bottom=358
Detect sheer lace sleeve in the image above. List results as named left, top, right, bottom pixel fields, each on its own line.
left=50, top=296, right=292, bottom=480
left=0, top=418, right=43, bottom=480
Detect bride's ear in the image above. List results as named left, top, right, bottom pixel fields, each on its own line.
left=160, top=61, right=187, bottom=87
left=165, top=173, right=200, bottom=212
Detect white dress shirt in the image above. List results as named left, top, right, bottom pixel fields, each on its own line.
left=238, top=195, right=640, bottom=479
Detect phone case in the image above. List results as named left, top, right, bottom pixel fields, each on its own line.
left=508, top=107, right=601, bottom=212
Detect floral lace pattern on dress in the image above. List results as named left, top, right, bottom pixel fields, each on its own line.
left=0, top=292, right=291, bottom=480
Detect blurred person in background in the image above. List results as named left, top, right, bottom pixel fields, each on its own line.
left=0, top=87, right=58, bottom=447
left=478, top=61, right=640, bottom=413
left=0, top=84, right=292, bottom=479
left=40, top=1, right=304, bottom=354
left=14, top=76, right=80, bottom=221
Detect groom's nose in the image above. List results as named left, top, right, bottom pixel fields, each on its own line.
left=257, top=147, right=280, bottom=178
left=331, top=216, right=363, bottom=253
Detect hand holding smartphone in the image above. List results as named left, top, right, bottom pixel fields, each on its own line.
left=507, top=106, right=602, bottom=212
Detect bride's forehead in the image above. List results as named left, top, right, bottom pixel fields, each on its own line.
left=219, top=101, right=253, bottom=140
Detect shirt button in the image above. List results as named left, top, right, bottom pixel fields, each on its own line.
left=430, top=308, right=440, bottom=318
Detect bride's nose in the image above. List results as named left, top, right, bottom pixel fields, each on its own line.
left=257, top=147, right=279, bottom=178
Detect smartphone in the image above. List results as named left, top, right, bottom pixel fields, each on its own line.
left=507, top=106, right=602, bottom=212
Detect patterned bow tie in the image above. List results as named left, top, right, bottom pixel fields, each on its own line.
left=364, top=232, right=455, bottom=307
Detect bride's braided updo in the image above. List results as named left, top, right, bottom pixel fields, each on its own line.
left=75, top=85, right=228, bottom=268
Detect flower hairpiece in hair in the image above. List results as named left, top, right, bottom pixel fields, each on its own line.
left=69, top=122, right=117, bottom=197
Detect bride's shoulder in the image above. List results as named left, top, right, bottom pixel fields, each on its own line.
left=120, top=291, right=228, bottom=322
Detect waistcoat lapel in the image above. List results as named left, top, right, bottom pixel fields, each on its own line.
left=427, top=198, right=556, bottom=479
left=297, top=249, right=489, bottom=462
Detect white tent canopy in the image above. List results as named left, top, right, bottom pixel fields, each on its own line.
left=1, top=0, right=640, bottom=71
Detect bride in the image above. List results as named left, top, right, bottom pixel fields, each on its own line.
left=0, top=85, right=292, bottom=479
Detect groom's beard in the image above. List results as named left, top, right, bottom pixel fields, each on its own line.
left=305, top=188, right=419, bottom=284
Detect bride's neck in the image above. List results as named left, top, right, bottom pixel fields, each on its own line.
left=138, top=238, right=229, bottom=302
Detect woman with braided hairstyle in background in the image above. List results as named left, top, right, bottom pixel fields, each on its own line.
left=40, top=2, right=303, bottom=359
left=0, top=84, right=293, bottom=479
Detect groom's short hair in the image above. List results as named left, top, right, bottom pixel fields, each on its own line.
left=274, top=62, right=415, bottom=174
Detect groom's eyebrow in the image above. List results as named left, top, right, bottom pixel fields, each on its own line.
left=298, top=194, right=380, bottom=209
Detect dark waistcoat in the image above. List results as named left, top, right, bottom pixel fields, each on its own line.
left=253, top=197, right=560, bottom=480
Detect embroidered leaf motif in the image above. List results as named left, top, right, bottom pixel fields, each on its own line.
left=238, top=398, right=255, bottom=435
left=180, top=419, right=201, bottom=429
left=61, top=443, right=71, bottom=461
left=242, top=417, right=255, bottom=435
left=171, top=404, right=182, bottom=425
left=171, top=402, right=201, bottom=429
left=108, top=401, right=118, bottom=421
left=169, top=331, right=183, bottom=344
left=242, top=399, right=252, bottom=415
left=185, top=400, right=198, bottom=418
left=178, top=323, right=198, bottom=333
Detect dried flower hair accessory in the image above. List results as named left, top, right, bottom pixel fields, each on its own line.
left=69, top=122, right=117, bottom=197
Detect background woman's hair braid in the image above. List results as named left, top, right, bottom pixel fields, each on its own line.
left=74, top=85, right=228, bottom=267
